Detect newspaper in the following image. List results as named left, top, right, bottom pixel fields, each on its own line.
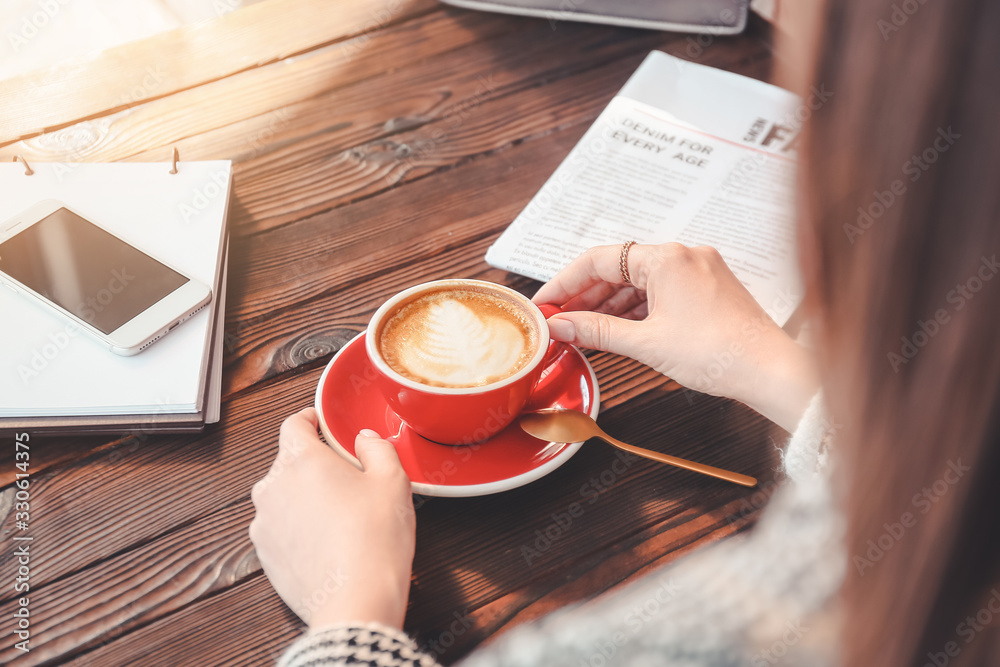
left=486, top=51, right=806, bottom=325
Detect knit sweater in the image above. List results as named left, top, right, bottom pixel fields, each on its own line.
left=278, top=393, right=844, bottom=667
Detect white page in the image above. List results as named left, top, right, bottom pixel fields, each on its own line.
left=486, top=51, right=804, bottom=325
left=0, top=161, right=231, bottom=416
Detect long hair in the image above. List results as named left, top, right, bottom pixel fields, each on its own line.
left=799, top=0, right=1000, bottom=664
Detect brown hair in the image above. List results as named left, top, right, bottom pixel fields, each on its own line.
left=800, top=0, right=1000, bottom=664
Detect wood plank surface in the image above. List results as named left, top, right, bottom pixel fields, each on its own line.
left=59, top=498, right=759, bottom=667
left=0, top=14, right=771, bottom=485
left=0, top=332, right=775, bottom=605
left=0, top=4, right=780, bottom=665
left=0, top=8, right=521, bottom=164
left=0, top=0, right=439, bottom=143
left=0, top=381, right=779, bottom=665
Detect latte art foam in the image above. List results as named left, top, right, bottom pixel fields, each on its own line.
left=378, top=288, right=538, bottom=388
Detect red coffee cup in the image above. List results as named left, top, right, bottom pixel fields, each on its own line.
left=365, top=279, right=563, bottom=445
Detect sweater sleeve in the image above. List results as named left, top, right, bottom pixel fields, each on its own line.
left=277, top=393, right=842, bottom=667
left=450, top=393, right=843, bottom=667
left=779, top=391, right=836, bottom=483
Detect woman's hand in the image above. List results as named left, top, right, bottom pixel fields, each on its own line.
left=533, top=243, right=818, bottom=431
left=249, top=409, right=415, bottom=631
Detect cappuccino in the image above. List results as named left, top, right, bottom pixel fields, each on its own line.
left=377, top=286, right=539, bottom=388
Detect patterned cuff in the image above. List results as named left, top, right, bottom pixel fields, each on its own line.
left=277, top=622, right=441, bottom=667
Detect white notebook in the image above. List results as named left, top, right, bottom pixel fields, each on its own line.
left=0, top=161, right=232, bottom=419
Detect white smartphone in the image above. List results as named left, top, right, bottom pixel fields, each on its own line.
left=0, top=199, right=212, bottom=356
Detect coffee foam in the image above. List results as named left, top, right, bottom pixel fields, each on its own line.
left=378, top=287, right=538, bottom=388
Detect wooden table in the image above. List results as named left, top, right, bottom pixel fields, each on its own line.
left=0, top=2, right=783, bottom=664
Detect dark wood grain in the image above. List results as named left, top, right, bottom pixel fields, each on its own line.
left=57, top=500, right=758, bottom=667
left=0, top=16, right=771, bottom=487
left=0, top=328, right=775, bottom=604
left=0, top=5, right=780, bottom=666
left=8, top=388, right=778, bottom=666
left=136, top=22, right=770, bottom=239
left=213, top=42, right=770, bottom=390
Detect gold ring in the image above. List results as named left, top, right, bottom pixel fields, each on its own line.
left=619, top=241, right=637, bottom=285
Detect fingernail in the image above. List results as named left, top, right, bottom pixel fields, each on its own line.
left=547, top=317, right=575, bottom=342
left=359, top=428, right=380, bottom=438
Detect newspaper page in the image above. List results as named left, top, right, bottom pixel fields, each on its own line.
left=486, top=51, right=809, bottom=326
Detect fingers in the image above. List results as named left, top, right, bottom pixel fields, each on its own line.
left=622, top=301, right=649, bottom=320
left=298, top=407, right=320, bottom=428
left=533, top=244, right=653, bottom=307
left=560, top=281, right=620, bottom=313
left=593, top=285, right=646, bottom=318
left=277, top=408, right=324, bottom=457
left=355, top=429, right=407, bottom=477
left=546, top=310, right=648, bottom=359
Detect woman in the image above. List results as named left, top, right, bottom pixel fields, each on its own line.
left=249, top=0, right=1000, bottom=664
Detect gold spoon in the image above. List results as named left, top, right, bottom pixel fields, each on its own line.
left=519, top=409, right=757, bottom=487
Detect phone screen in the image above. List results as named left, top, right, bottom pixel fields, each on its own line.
left=0, top=207, right=189, bottom=334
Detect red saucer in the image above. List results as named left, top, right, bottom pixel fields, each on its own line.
left=315, top=333, right=600, bottom=497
